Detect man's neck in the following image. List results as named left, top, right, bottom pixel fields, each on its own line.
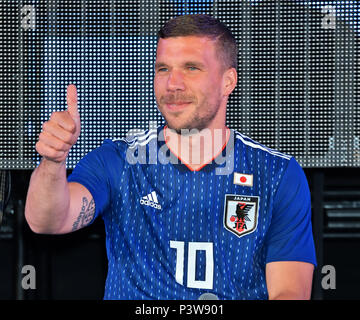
left=164, top=126, right=230, bottom=170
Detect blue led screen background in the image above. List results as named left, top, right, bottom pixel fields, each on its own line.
left=1, top=0, right=359, bottom=169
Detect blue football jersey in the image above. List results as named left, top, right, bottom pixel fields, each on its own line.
left=67, top=126, right=317, bottom=300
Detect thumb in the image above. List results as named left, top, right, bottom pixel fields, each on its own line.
left=66, top=84, right=79, bottom=120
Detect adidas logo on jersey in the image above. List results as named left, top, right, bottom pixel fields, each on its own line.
left=140, top=191, right=162, bottom=210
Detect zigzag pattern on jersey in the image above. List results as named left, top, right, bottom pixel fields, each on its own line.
left=113, top=127, right=159, bottom=148
left=114, top=127, right=292, bottom=161
left=234, top=130, right=292, bottom=161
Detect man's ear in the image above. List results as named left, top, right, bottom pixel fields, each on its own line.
left=222, top=67, right=237, bottom=97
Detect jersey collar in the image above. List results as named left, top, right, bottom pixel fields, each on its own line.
left=158, top=125, right=234, bottom=173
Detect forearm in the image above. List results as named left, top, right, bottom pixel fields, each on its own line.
left=25, top=158, right=70, bottom=234
left=269, top=290, right=311, bottom=300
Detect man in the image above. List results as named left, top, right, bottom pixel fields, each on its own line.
left=25, top=14, right=316, bottom=300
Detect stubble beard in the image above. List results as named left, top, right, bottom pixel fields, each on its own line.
left=159, top=97, right=223, bottom=135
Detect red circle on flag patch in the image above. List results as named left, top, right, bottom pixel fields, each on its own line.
left=240, top=176, right=247, bottom=183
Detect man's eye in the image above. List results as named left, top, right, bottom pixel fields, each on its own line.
left=188, top=66, right=198, bottom=71
left=158, top=68, right=168, bottom=72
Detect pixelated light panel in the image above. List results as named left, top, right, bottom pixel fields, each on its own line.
left=0, top=0, right=359, bottom=169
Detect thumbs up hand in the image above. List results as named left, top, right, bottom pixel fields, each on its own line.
left=36, top=84, right=81, bottom=163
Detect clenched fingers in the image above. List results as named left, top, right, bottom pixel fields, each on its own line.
left=42, top=119, right=78, bottom=146
left=49, top=111, right=77, bottom=133
left=35, top=140, right=67, bottom=163
left=38, top=130, right=73, bottom=152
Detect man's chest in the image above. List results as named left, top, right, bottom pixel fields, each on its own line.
left=112, top=166, right=274, bottom=243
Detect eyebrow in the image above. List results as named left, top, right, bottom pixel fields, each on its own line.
left=155, top=61, right=206, bottom=70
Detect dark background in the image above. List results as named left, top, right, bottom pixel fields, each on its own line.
left=1, top=0, right=360, bottom=300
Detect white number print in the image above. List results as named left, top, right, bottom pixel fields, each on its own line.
left=170, top=240, right=214, bottom=290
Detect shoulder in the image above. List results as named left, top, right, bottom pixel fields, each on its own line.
left=81, top=139, right=126, bottom=163
left=74, top=126, right=162, bottom=169
left=232, top=129, right=292, bottom=162
left=231, top=130, right=303, bottom=193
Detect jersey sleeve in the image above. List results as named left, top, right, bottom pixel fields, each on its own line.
left=264, top=157, right=317, bottom=266
left=67, top=139, right=121, bottom=224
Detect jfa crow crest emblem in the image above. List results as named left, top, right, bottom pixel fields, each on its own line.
left=224, top=194, right=259, bottom=238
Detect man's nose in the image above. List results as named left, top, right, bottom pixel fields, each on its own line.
left=167, top=69, right=185, bottom=91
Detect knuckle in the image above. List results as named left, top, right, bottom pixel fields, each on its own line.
left=59, top=141, right=69, bottom=152
left=50, top=111, right=66, bottom=124
left=39, top=130, right=47, bottom=139
left=69, top=122, right=76, bottom=133
left=65, top=132, right=75, bottom=145
left=35, top=141, right=46, bottom=156
left=49, top=111, right=60, bottom=120
left=35, top=141, right=41, bottom=152
left=49, top=113, right=56, bottom=122
left=42, top=121, right=48, bottom=131
left=46, top=148, right=60, bottom=160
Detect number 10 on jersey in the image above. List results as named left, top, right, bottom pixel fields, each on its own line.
left=170, top=240, right=214, bottom=290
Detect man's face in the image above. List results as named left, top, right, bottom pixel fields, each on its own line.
left=154, top=36, right=227, bottom=133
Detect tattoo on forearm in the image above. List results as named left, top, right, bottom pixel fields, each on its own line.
left=72, top=197, right=95, bottom=231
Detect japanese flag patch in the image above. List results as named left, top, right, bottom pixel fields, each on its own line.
left=233, top=173, right=253, bottom=187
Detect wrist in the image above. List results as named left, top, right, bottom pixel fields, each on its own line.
left=40, top=157, right=67, bottom=175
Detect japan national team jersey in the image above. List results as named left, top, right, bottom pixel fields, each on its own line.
left=68, top=125, right=317, bottom=300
